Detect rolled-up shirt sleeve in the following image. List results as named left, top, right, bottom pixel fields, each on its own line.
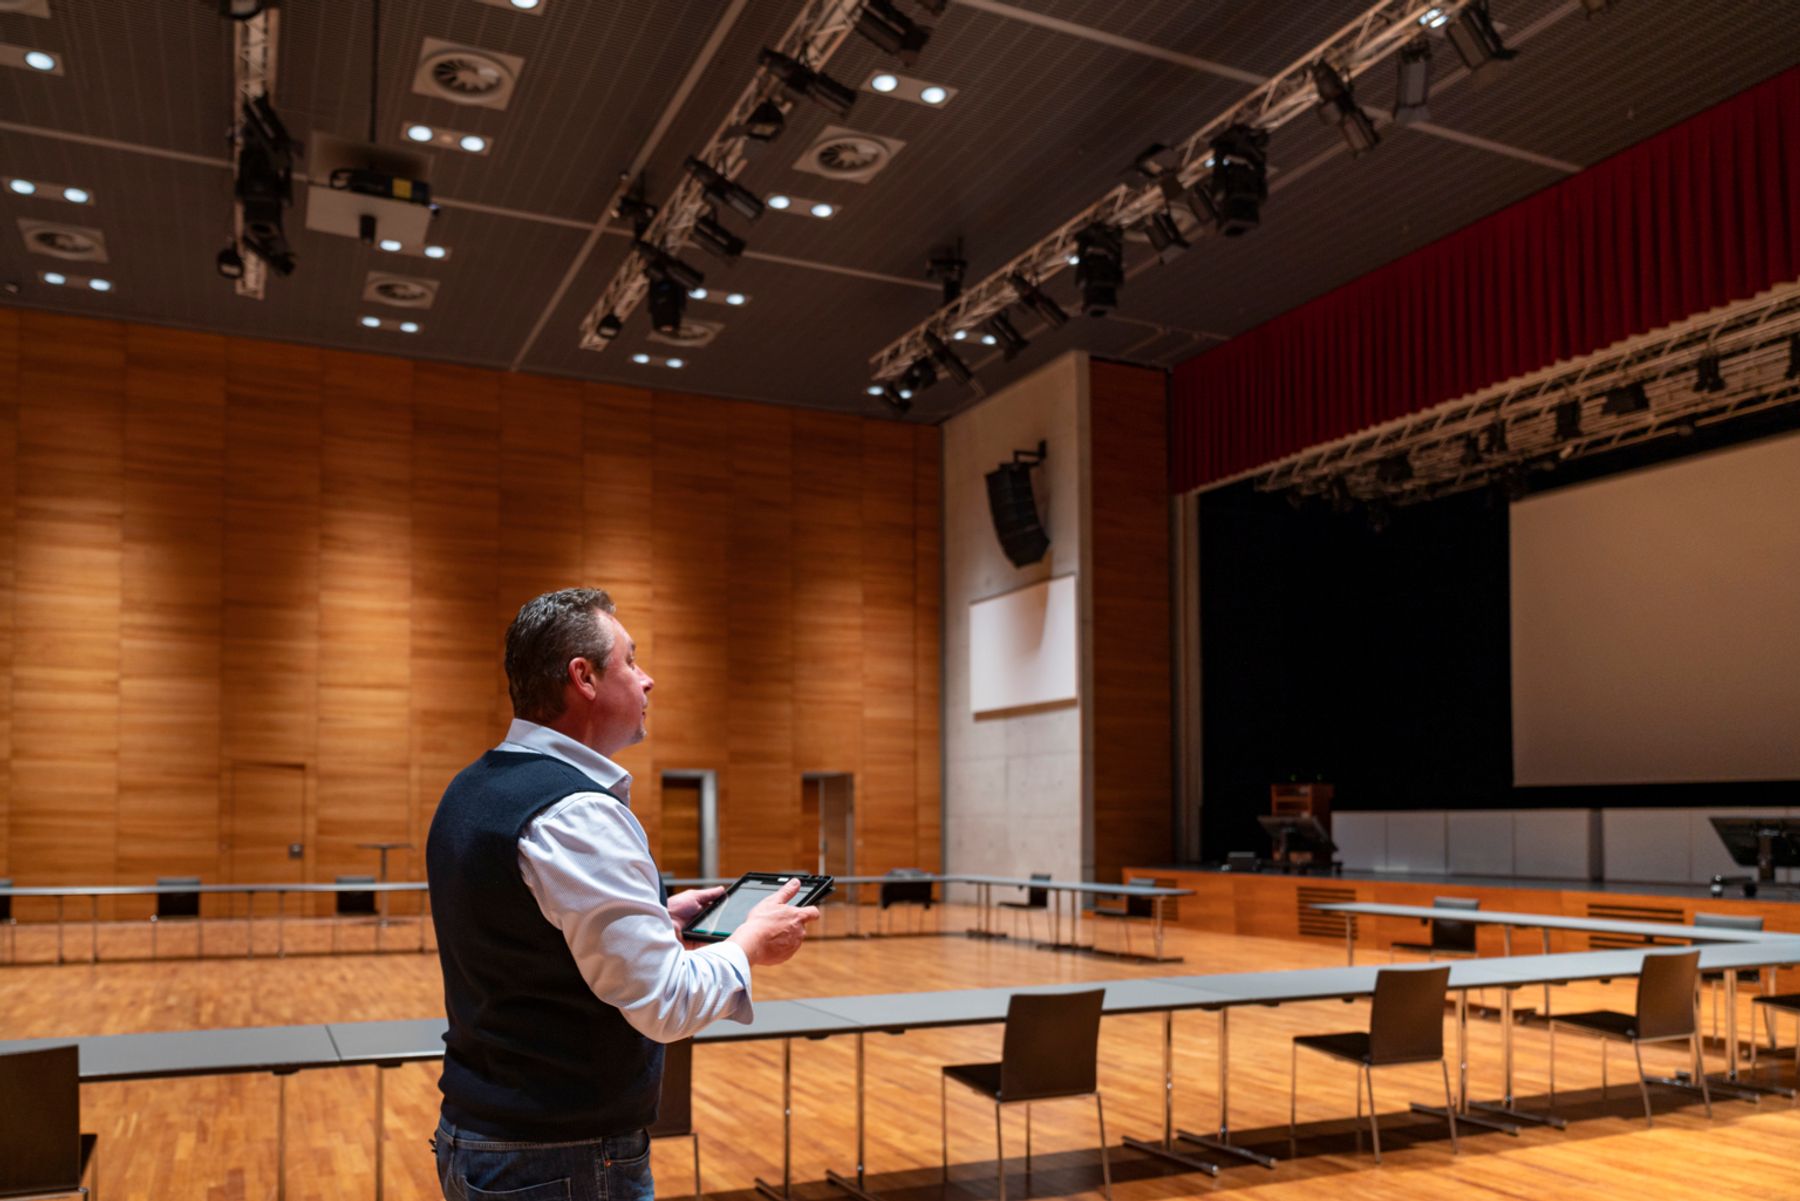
left=518, top=792, right=753, bottom=1043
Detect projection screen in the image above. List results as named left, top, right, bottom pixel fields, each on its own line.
left=1509, top=429, right=1800, bottom=786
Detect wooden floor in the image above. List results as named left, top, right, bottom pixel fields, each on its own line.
left=2, top=905, right=1798, bottom=1201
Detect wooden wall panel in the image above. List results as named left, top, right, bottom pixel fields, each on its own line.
left=0, top=309, right=15, bottom=878
left=791, top=413, right=864, bottom=796
left=859, top=423, right=917, bottom=874
left=913, top=427, right=943, bottom=872
left=118, top=327, right=225, bottom=913
left=1088, top=361, right=1173, bottom=881
left=318, top=351, right=414, bottom=895
left=12, top=314, right=124, bottom=906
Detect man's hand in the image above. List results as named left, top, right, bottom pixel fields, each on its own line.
left=727, top=877, right=821, bottom=967
left=667, top=886, right=726, bottom=932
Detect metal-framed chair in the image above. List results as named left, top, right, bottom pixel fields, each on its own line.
left=1289, top=965, right=1459, bottom=1163
left=0, top=1044, right=99, bottom=1199
left=996, top=874, right=1051, bottom=942
left=1750, top=990, right=1800, bottom=1095
left=877, top=869, right=935, bottom=935
left=1091, top=877, right=1156, bottom=957
left=1549, top=948, right=1711, bottom=1126
left=1389, top=897, right=1480, bottom=960
left=941, top=989, right=1111, bottom=1201
left=0, top=878, right=15, bottom=964
left=332, top=876, right=379, bottom=953
left=150, top=877, right=202, bottom=960
left=1693, top=912, right=1772, bottom=1046
left=649, top=1038, right=703, bottom=1199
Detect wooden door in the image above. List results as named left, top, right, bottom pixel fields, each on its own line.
left=223, top=763, right=308, bottom=910
left=660, top=777, right=703, bottom=878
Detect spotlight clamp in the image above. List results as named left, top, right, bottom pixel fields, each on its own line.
left=868, top=0, right=1487, bottom=382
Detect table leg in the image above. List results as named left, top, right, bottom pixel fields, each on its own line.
left=90, top=897, right=98, bottom=965
left=1412, top=990, right=1518, bottom=1134
left=278, top=1071, right=291, bottom=1201
left=247, top=890, right=255, bottom=960
left=1153, top=897, right=1165, bottom=962
left=1345, top=916, right=1354, bottom=966
left=1122, top=1009, right=1220, bottom=1175
left=374, top=1064, right=388, bottom=1201
left=1686, top=968, right=1791, bottom=1099
left=277, top=891, right=286, bottom=959
left=826, top=1033, right=884, bottom=1200
left=1468, top=989, right=1564, bottom=1128
left=754, top=1039, right=794, bottom=1201
left=57, top=896, right=65, bottom=965
left=1177, top=1008, right=1276, bottom=1168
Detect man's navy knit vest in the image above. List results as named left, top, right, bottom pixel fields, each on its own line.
left=427, top=749, right=664, bottom=1140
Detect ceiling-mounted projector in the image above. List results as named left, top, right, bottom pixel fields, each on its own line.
left=303, top=132, right=438, bottom=249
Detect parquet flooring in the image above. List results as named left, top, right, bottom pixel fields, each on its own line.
left=2, top=905, right=1797, bottom=1201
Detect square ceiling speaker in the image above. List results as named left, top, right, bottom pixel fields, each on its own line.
left=18, top=218, right=107, bottom=261
left=362, top=272, right=439, bottom=309
left=792, top=126, right=905, bottom=184
left=412, top=37, right=524, bottom=110
left=647, top=317, right=722, bottom=349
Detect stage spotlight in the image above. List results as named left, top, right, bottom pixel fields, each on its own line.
left=1190, top=124, right=1268, bottom=237
left=924, top=330, right=974, bottom=386
left=856, top=0, right=930, bottom=66
left=595, top=313, right=623, bottom=340
left=1009, top=273, right=1068, bottom=328
left=215, top=242, right=245, bottom=280
left=1694, top=354, right=1726, bottom=393
left=881, top=382, right=913, bottom=414
left=693, top=212, right=746, bottom=261
left=1554, top=398, right=1583, bottom=441
left=928, top=244, right=966, bottom=305
left=1394, top=38, right=1432, bottom=125
left=903, top=354, right=938, bottom=394
left=740, top=99, right=786, bottom=143
left=1447, top=1, right=1517, bottom=78
left=634, top=240, right=706, bottom=291
left=760, top=48, right=857, bottom=117
left=1375, top=451, right=1412, bottom=484
left=1600, top=381, right=1649, bottom=414
left=236, top=95, right=298, bottom=276
left=1074, top=223, right=1124, bottom=317
left=986, top=310, right=1029, bottom=360
left=646, top=275, right=687, bottom=336
left=1144, top=209, right=1189, bottom=264
left=685, top=157, right=763, bottom=221
left=1311, top=61, right=1379, bottom=156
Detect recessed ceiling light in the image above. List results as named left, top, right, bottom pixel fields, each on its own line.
left=920, top=85, right=948, bottom=105
left=871, top=73, right=899, bottom=93
left=511, top=0, right=540, bottom=8
left=424, top=244, right=449, bottom=260
left=8, top=179, right=35, bottom=195
left=810, top=202, right=835, bottom=218
left=459, top=133, right=488, bottom=153
left=898, top=388, right=913, bottom=400
left=360, top=315, right=381, bottom=328
left=951, top=329, right=967, bottom=341
left=767, top=194, right=791, bottom=210
left=981, top=334, right=998, bottom=346
left=1067, top=253, right=1080, bottom=266
left=725, top=292, right=746, bottom=306
left=866, top=385, right=884, bottom=396
left=400, top=321, right=421, bottom=334
left=88, top=278, right=111, bottom=292
left=406, top=124, right=434, bottom=142
left=42, top=271, right=65, bottom=285
left=379, top=238, right=403, bottom=252
left=688, top=287, right=708, bottom=300
left=61, top=186, right=89, bottom=204
left=24, top=50, right=56, bottom=72
left=1420, top=6, right=1449, bottom=27
left=632, top=353, right=651, bottom=364
left=666, top=358, right=684, bottom=369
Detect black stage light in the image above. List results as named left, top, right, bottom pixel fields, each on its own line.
left=741, top=99, right=786, bottom=143
left=595, top=313, right=623, bottom=340
left=1600, top=381, right=1649, bottom=414
left=693, top=212, right=746, bottom=261
left=1787, top=334, right=1800, bottom=380
left=685, top=157, right=763, bottom=222
left=1394, top=38, right=1432, bottom=126
left=760, top=49, right=856, bottom=118
left=215, top=242, right=245, bottom=280
left=1074, top=223, right=1124, bottom=317
left=1144, top=210, right=1189, bottom=264
left=1124, top=142, right=1179, bottom=183
left=1554, top=398, right=1583, bottom=441
left=924, top=330, right=974, bottom=385
left=647, top=275, right=687, bottom=336
left=986, top=310, right=1029, bottom=360
left=616, top=188, right=658, bottom=237
left=1484, top=418, right=1509, bottom=454
left=1376, top=451, right=1412, bottom=484
left=634, top=240, right=705, bottom=292
left=928, top=244, right=966, bottom=305
left=1447, top=1, right=1517, bottom=78
left=903, top=355, right=938, bottom=393
left=1694, top=354, right=1726, bottom=393
left=881, top=382, right=913, bottom=414
left=856, top=0, right=930, bottom=66
left=1009, top=273, right=1068, bottom=328
left=1460, top=433, right=1482, bottom=467
left=1311, top=61, right=1380, bottom=156
left=1194, top=123, right=1269, bottom=237
left=236, top=95, right=297, bottom=275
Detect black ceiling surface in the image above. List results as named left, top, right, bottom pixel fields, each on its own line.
left=2, top=0, right=1796, bottom=426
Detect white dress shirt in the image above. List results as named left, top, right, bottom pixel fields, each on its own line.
left=501, top=719, right=753, bottom=1043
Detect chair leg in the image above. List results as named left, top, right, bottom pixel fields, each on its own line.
left=1364, top=1066, right=1381, bottom=1164
left=1095, top=1093, right=1112, bottom=1201
left=940, top=1074, right=949, bottom=1183
left=1601, top=1037, right=1609, bottom=1099
left=1549, top=1019, right=1557, bottom=1104
left=692, top=1133, right=703, bottom=1201
left=1691, top=1034, right=1712, bottom=1119
left=1288, top=1042, right=1298, bottom=1144
left=1632, top=1041, right=1653, bottom=1127
left=1025, top=1103, right=1031, bottom=1181
left=1440, top=1059, right=1459, bottom=1153
left=994, top=1101, right=1005, bottom=1201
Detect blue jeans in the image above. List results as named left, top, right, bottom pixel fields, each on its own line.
left=435, top=1118, right=655, bottom=1201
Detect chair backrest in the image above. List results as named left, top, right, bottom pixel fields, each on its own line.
left=1692, top=911, right=1764, bottom=933
left=1635, top=949, right=1701, bottom=1039
left=1429, top=896, right=1480, bottom=954
left=0, top=878, right=10, bottom=923
left=155, top=876, right=202, bottom=919
left=1027, top=872, right=1051, bottom=908
left=1368, top=966, right=1451, bottom=1064
left=335, top=875, right=378, bottom=916
left=648, top=1037, right=694, bottom=1138
left=0, top=1044, right=81, bottom=1195
left=1000, top=989, right=1104, bottom=1101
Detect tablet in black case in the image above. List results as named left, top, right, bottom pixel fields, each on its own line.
left=683, top=872, right=834, bottom=942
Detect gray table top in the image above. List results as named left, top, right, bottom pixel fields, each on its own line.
left=0, top=881, right=428, bottom=897
left=0, top=1023, right=339, bottom=1082
left=1315, top=901, right=1784, bottom=943
left=951, top=875, right=1193, bottom=897
left=327, top=1018, right=448, bottom=1065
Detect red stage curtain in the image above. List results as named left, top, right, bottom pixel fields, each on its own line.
left=1170, top=66, right=1800, bottom=493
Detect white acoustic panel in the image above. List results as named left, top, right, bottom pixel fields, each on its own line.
left=1385, top=813, right=1447, bottom=874
left=968, top=575, right=1077, bottom=716
left=1513, top=810, right=1596, bottom=880
left=1447, top=811, right=1514, bottom=876
left=1602, top=809, right=1693, bottom=883
left=1332, top=813, right=1386, bottom=872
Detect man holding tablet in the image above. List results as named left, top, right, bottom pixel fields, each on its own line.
left=427, top=588, right=820, bottom=1201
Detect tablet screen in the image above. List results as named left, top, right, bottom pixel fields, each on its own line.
left=685, top=876, right=806, bottom=939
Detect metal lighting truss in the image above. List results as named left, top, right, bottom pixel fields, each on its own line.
left=869, top=0, right=1483, bottom=382
left=230, top=8, right=279, bottom=300
left=578, top=0, right=864, bottom=351
left=1251, top=278, right=1800, bottom=503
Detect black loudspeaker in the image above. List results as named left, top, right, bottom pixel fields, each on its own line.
left=985, top=446, right=1050, bottom=567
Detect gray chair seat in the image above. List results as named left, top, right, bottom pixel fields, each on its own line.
left=1552, top=1010, right=1642, bottom=1039
left=1293, top=1031, right=1378, bottom=1064
left=944, top=1061, right=1004, bottom=1096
